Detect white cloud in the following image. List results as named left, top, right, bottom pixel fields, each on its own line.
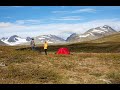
left=0, top=18, right=120, bottom=39
left=51, top=16, right=83, bottom=21
left=15, top=19, right=42, bottom=25
left=72, top=8, right=96, bottom=13
left=52, top=11, right=69, bottom=14
left=52, top=8, right=96, bottom=14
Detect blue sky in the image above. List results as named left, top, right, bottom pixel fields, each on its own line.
left=0, top=6, right=120, bottom=39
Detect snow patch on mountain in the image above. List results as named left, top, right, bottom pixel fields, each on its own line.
left=89, top=32, right=95, bottom=36
left=39, top=37, right=46, bottom=40
left=35, top=34, right=65, bottom=44
left=67, top=25, right=118, bottom=42
left=1, top=38, right=27, bottom=46
left=1, top=35, right=28, bottom=46
left=79, top=34, right=90, bottom=37
left=91, top=29, right=106, bottom=33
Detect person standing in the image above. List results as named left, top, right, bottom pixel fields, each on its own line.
left=30, top=38, right=35, bottom=50
left=44, top=41, right=48, bottom=55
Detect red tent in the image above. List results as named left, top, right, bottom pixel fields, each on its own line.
left=56, top=47, right=70, bottom=55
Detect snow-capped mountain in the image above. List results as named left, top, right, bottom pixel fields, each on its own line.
left=0, top=34, right=66, bottom=46
left=66, top=25, right=118, bottom=42
left=0, top=25, right=118, bottom=45
left=34, top=34, right=66, bottom=44
left=1, top=35, right=28, bottom=46
left=85, top=25, right=117, bottom=35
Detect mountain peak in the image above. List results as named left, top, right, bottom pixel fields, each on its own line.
left=103, top=25, right=110, bottom=28
left=67, top=25, right=118, bottom=42
left=35, top=34, right=65, bottom=44
left=11, top=35, right=19, bottom=37
left=71, top=33, right=77, bottom=35
left=102, top=25, right=113, bottom=30
left=88, top=25, right=117, bottom=33
left=66, top=33, right=78, bottom=41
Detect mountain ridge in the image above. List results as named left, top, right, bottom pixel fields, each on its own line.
left=0, top=25, right=119, bottom=46
left=66, top=25, right=118, bottom=42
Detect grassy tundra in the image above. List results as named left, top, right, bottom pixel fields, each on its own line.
left=0, top=33, right=120, bottom=84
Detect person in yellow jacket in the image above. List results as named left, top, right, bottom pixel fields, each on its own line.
left=44, top=41, right=48, bottom=55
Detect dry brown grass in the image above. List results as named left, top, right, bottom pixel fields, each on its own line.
left=0, top=46, right=120, bottom=84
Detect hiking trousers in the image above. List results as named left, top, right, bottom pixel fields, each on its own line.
left=44, top=49, right=47, bottom=55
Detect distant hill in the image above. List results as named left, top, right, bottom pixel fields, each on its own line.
left=66, top=25, right=118, bottom=42
left=64, top=33, right=120, bottom=53
left=90, top=33, right=120, bottom=43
